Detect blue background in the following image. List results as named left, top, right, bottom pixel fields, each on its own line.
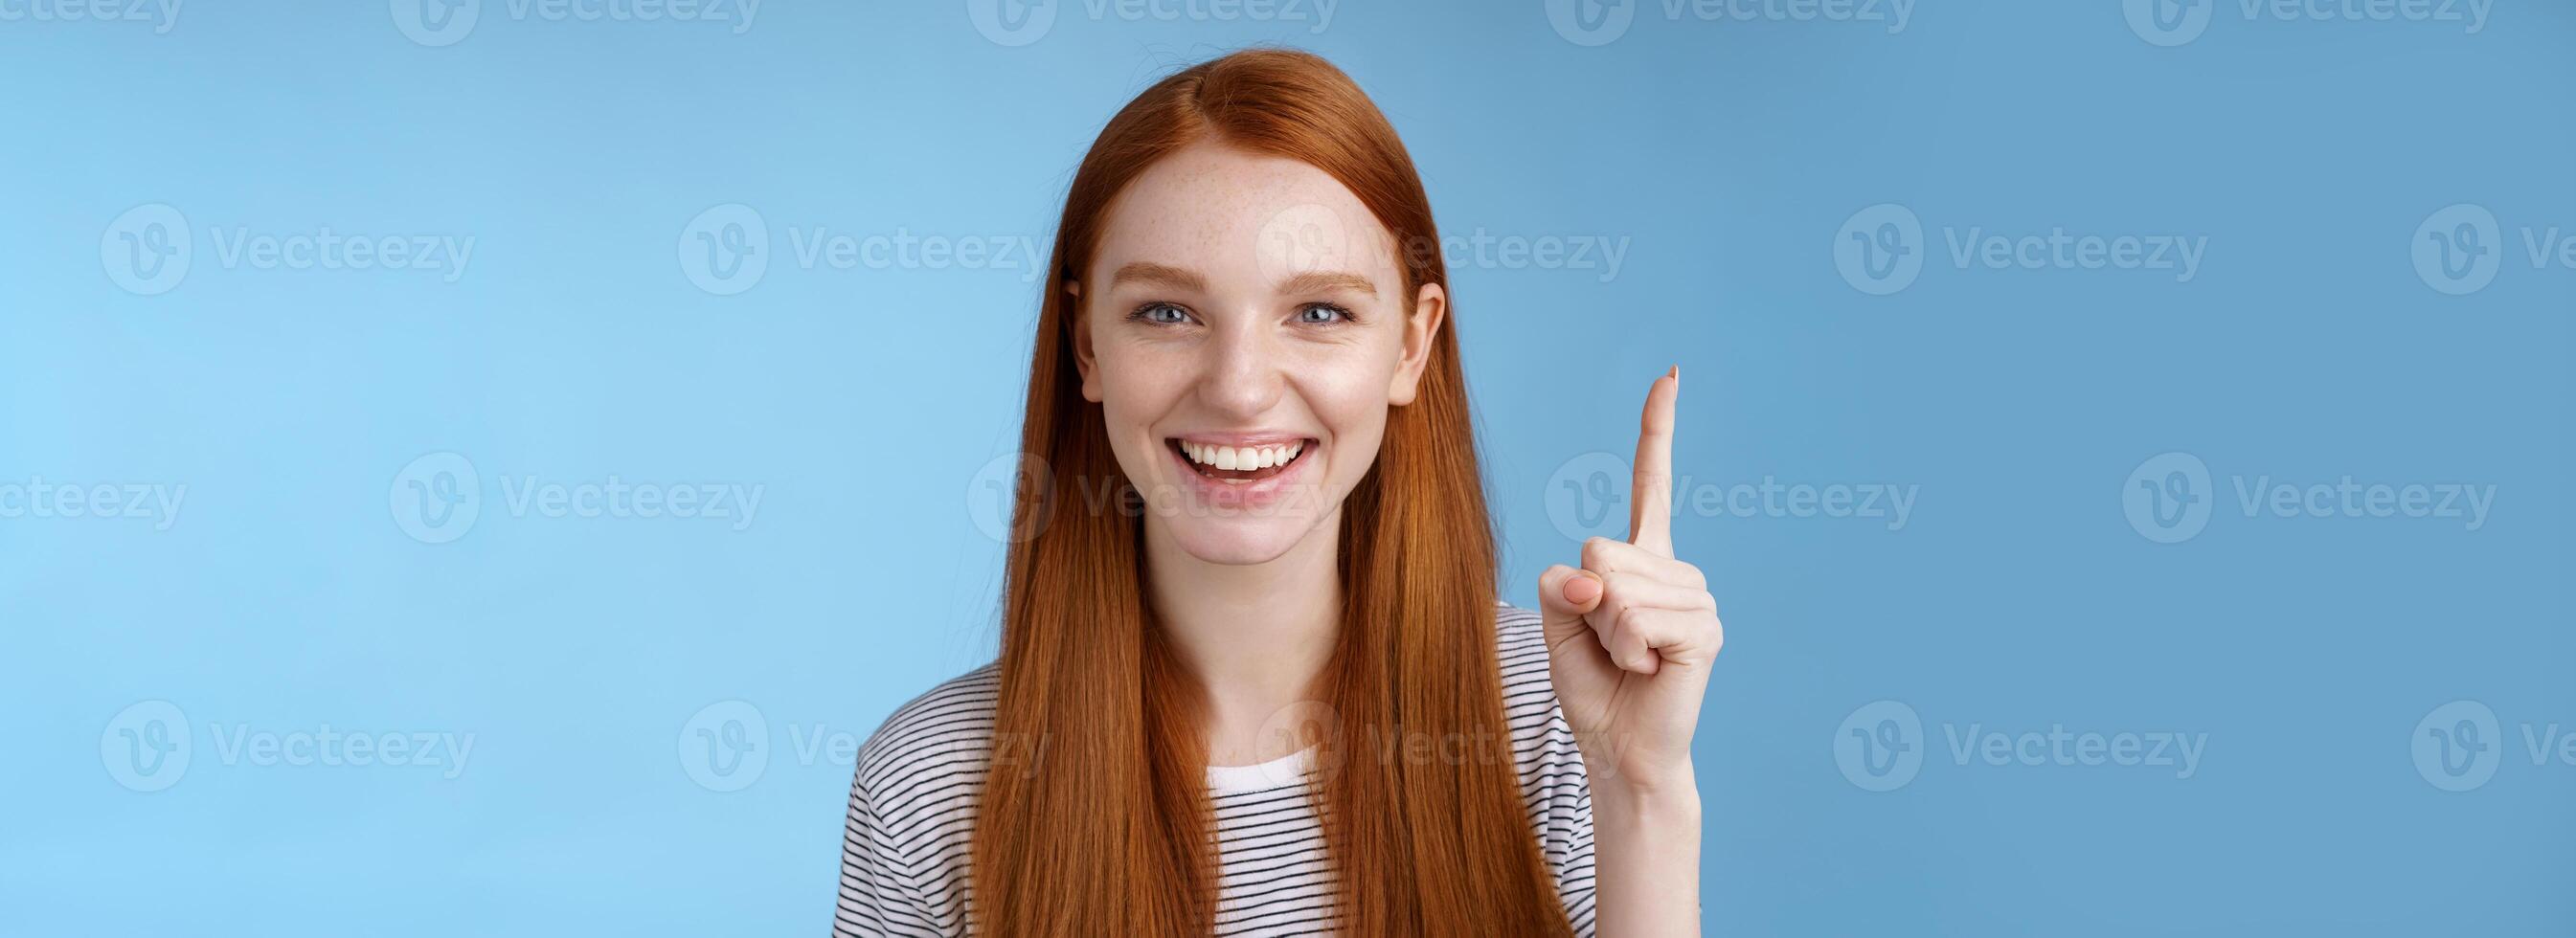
left=5, top=1, right=2569, bottom=935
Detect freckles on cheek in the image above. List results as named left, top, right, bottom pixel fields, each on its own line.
left=1296, top=355, right=1400, bottom=434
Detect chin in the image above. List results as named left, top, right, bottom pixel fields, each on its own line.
left=1155, top=513, right=1323, bottom=566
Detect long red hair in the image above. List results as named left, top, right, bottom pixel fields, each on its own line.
left=971, top=48, right=1576, bottom=937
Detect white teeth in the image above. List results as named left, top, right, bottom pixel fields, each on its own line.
left=1179, top=440, right=1308, bottom=470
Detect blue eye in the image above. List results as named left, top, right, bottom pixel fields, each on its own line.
left=1297, top=303, right=1352, bottom=324
left=1132, top=302, right=1191, bottom=325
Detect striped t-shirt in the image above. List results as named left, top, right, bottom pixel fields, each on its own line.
left=832, top=603, right=1599, bottom=937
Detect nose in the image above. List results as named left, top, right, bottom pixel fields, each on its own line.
left=1197, top=316, right=1286, bottom=419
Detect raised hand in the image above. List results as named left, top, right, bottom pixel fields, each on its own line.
left=1537, top=367, right=1723, bottom=793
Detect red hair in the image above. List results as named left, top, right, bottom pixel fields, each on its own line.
left=971, top=48, right=1577, bottom=937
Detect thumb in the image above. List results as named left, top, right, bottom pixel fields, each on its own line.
left=1537, top=564, right=1604, bottom=648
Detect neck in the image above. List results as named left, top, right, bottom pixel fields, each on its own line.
left=1141, top=512, right=1344, bottom=767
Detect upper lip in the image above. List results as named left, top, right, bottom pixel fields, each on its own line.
left=1166, top=431, right=1317, bottom=446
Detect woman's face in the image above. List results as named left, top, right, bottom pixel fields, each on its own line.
left=1073, top=140, right=1444, bottom=567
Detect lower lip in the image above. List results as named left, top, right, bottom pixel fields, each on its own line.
left=1166, top=442, right=1315, bottom=509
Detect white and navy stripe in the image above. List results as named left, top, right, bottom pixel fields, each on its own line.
left=833, top=603, right=1597, bottom=937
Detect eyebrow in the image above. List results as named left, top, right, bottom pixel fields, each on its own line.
left=1109, top=261, right=1206, bottom=292
left=1108, top=261, right=1380, bottom=301
left=1279, top=270, right=1379, bottom=300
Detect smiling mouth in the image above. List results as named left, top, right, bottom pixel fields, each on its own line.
left=1167, top=438, right=1315, bottom=482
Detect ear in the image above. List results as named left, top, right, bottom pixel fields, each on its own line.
left=1387, top=281, right=1446, bottom=407
left=1066, top=279, right=1104, bottom=403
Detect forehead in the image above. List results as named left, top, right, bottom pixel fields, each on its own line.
left=1090, top=140, right=1400, bottom=288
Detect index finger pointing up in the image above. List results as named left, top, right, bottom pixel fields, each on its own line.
left=1629, top=366, right=1679, bottom=557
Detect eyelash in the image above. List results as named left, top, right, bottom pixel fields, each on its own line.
left=1127, top=302, right=1357, bottom=326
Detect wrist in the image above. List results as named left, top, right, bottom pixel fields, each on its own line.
left=1593, top=766, right=1702, bottom=820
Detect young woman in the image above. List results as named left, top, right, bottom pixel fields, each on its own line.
left=833, top=49, right=1721, bottom=938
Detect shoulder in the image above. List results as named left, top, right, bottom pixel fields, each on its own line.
left=1490, top=601, right=1581, bottom=779
left=851, top=661, right=1003, bottom=804
left=1490, top=601, right=1599, bottom=928
left=1491, top=600, right=1561, bottom=734
left=838, top=664, right=995, bottom=932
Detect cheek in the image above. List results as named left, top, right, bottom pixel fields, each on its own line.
left=1093, top=343, right=1186, bottom=428
left=1288, top=346, right=1400, bottom=448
